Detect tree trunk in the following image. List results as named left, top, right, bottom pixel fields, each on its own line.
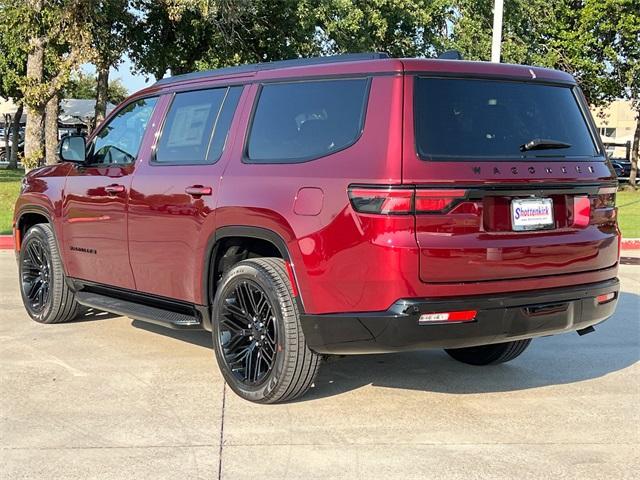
left=9, top=104, right=23, bottom=169
left=2, top=114, right=9, bottom=164
left=94, top=63, right=109, bottom=130
left=24, top=35, right=45, bottom=169
left=45, top=93, right=59, bottom=165
left=629, top=114, right=639, bottom=189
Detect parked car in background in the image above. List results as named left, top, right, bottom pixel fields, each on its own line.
left=14, top=54, right=620, bottom=403
left=610, top=158, right=631, bottom=179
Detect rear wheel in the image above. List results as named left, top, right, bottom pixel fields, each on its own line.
left=19, top=224, right=82, bottom=323
left=212, top=258, right=321, bottom=403
left=445, top=339, right=531, bottom=366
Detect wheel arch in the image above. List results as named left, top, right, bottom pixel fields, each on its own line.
left=203, top=226, right=304, bottom=328
left=15, top=207, right=54, bottom=251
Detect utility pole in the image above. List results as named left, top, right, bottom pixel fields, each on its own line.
left=491, top=0, right=504, bottom=63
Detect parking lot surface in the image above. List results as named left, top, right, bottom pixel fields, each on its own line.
left=1, top=250, right=638, bottom=479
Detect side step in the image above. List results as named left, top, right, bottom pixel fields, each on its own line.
left=76, top=292, right=203, bottom=330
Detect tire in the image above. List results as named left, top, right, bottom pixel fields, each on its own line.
left=445, top=339, right=531, bottom=366
left=212, top=257, right=321, bottom=403
left=18, top=223, right=82, bottom=324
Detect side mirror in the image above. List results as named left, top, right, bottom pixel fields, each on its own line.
left=58, top=134, right=86, bottom=163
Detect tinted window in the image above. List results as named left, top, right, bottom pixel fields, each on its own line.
left=155, top=87, right=242, bottom=164
left=89, top=97, right=157, bottom=165
left=414, top=78, right=597, bottom=160
left=247, top=78, right=369, bottom=163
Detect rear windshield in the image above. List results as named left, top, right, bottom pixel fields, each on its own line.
left=414, top=77, right=598, bottom=160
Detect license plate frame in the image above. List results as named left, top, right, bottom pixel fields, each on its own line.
left=511, top=197, right=554, bottom=231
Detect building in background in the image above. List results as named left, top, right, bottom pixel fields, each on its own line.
left=590, top=100, right=636, bottom=160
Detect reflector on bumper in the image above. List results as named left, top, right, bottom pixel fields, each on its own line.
left=418, top=310, right=477, bottom=325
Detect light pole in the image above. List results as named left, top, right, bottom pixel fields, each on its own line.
left=491, top=0, right=504, bottom=63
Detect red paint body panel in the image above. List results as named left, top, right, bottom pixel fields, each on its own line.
left=13, top=58, right=619, bottom=317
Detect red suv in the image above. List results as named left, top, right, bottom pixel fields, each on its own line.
left=14, top=54, right=620, bottom=403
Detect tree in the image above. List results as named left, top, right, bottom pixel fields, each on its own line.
left=127, top=0, right=258, bottom=79
left=0, top=1, right=26, bottom=169
left=3, top=0, right=92, bottom=168
left=64, top=72, right=129, bottom=104
left=88, top=0, right=133, bottom=126
left=448, top=0, right=640, bottom=187
left=303, top=0, right=450, bottom=57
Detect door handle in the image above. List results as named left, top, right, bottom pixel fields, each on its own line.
left=105, top=184, right=125, bottom=194
left=185, top=185, right=213, bottom=197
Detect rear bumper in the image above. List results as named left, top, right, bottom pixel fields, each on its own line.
left=300, top=278, right=620, bottom=354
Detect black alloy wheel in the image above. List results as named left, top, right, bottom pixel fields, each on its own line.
left=218, top=280, right=278, bottom=385
left=21, top=237, right=52, bottom=313
left=212, top=258, right=321, bottom=403
left=18, top=223, right=81, bottom=324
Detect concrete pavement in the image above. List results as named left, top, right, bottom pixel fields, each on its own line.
left=1, top=249, right=638, bottom=479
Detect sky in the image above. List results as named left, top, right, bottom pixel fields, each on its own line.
left=81, top=54, right=156, bottom=95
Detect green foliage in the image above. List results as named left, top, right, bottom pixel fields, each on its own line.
left=64, top=72, right=129, bottom=104
left=304, top=0, right=450, bottom=57
left=1, top=0, right=93, bottom=109
left=127, top=0, right=452, bottom=78
left=0, top=2, right=27, bottom=100
left=89, top=0, right=133, bottom=70
left=448, top=0, right=639, bottom=109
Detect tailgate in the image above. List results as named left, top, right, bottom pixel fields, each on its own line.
left=414, top=182, right=618, bottom=283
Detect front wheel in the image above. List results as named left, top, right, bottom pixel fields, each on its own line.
left=212, top=258, right=321, bottom=403
left=18, top=223, right=82, bottom=323
left=445, top=339, right=531, bottom=366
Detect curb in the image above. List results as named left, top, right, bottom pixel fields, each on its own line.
left=622, top=238, right=640, bottom=250
left=2, top=234, right=640, bottom=250
left=0, top=235, right=13, bottom=250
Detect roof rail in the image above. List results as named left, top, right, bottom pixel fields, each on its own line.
left=153, top=52, right=391, bottom=87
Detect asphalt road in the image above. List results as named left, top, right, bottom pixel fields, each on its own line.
left=1, top=250, right=638, bottom=479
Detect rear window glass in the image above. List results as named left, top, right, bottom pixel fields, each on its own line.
left=414, top=77, right=598, bottom=160
left=247, top=78, right=369, bottom=163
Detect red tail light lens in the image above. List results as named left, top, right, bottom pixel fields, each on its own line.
left=415, top=189, right=467, bottom=213
left=348, top=186, right=467, bottom=215
left=572, top=196, right=591, bottom=227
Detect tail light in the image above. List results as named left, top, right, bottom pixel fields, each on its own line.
left=592, top=186, right=616, bottom=209
left=589, top=186, right=617, bottom=226
left=572, top=196, right=591, bottom=227
left=415, top=189, right=467, bottom=213
left=348, top=186, right=467, bottom=215
left=348, top=187, right=413, bottom=214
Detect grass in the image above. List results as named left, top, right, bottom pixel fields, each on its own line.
left=0, top=167, right=639, bottom=238
left=617, top=189, right=640, bottom=239
left=0, top=168, right=23, bottom=235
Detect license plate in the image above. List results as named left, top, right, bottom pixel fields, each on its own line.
left=511, top=198, right=554, bottom=231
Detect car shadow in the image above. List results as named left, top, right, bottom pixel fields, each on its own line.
left=71, top=307, right=121, bottom=323
left=131, top=292, right=638, bottom=399
left=131, top=320, right=213, bottom=348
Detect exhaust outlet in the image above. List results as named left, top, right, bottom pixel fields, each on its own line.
left=577, top=326, right=596, bottom=336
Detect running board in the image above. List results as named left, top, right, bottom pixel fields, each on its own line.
left=76, top=292, right=203, bottom=330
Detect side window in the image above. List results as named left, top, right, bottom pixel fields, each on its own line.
left=154, top=86, right=242, bottom=165
left=246, top=78, right=369, bottom=163
left=88, top=97, right=158, bottom=165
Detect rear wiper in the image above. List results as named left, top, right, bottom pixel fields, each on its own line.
left=520, top=138, right=572, bottom=152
